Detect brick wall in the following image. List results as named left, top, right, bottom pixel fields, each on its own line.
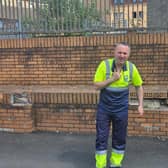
left=0, top=90, right=168, bottom=138
left=0, top=32, right=168, bottom=138
left=0, top=32, right=168, bottom=85
left=0, top=105, right=33, bottom=133
left=129, top=109, right=168, bottom=137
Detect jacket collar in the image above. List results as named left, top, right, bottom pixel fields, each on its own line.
left=111, top=59, right=127, bottom=72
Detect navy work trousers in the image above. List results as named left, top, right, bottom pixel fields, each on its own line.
left=96, top=107, right=128, bottom=152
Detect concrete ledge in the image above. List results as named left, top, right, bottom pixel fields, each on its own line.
left=0, top=85, right=167, bottom=136
left=0, top=85, right=167, bottom=111
left=0, top=85, right=167, bottom=104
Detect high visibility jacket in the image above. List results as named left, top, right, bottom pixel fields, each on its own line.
left=94, top=58, right=143, bottom=113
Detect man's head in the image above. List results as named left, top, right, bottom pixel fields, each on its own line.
left=114, top=42, right=130, bottom=66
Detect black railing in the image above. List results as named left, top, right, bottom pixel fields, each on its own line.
left=0, top=0, right=167, bottom=38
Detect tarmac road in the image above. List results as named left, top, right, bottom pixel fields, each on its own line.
left=0, top=132, right=167, bottom=168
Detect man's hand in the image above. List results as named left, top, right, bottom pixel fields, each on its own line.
left=111, top=69, right=120, bottom=81
left=93, top=68, right=121, bottom=90
left=138, top=105, right=144, bottom=116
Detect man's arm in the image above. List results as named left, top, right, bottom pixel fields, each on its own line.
left=135, top=86, right=144, bottom=116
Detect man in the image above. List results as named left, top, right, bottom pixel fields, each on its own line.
left=93, top=43, right=144, bottom=168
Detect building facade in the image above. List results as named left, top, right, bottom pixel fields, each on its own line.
left=111, top=0, right=147, bottom=29
left=147, top=0, right=168, bottom=29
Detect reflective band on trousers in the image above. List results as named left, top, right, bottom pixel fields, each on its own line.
left=110, top=149, right=124, bottom=167
left=95, top=153, right=107, bottom=168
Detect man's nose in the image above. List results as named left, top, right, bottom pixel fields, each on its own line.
left=120, top=53, right=125, bottom=57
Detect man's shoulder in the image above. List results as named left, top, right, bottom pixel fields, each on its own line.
left=103, top=58, right=114, bottom=63
left=127, top=61, right=136, bottom=67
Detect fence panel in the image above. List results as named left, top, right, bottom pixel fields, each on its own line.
left=0, top=0, right=167, bottom=38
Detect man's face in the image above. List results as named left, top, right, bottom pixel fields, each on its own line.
left=114, top=44, right=130, bottom=65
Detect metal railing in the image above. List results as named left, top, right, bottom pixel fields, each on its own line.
left=0, top=0, right=167, bottom=38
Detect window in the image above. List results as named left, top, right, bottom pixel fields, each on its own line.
left=114, top=12, right=124, bottom=20
left=113, top=12, right=124, bottom=28
left=132, top=12, right=137, bottom=18
left=114, top=0, right=124, bottom=4
left=0, top=21, right=3, bottom=29
left=123, top=20, right=128, bottom=28
left=133, top=0, right=143, bottom=3
left=139, top=11, right=143, bottom=18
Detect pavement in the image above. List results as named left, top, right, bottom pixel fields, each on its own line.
left=0, top=131, right=167, bottom=168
